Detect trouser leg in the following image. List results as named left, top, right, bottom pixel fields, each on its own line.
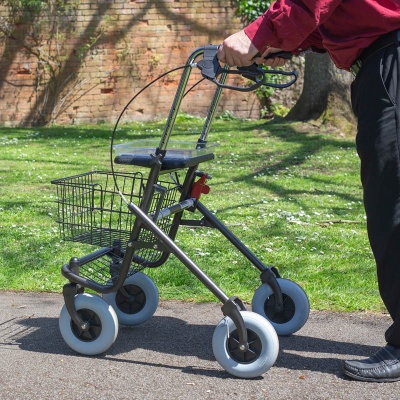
left=351, top=42, right=400, bottom=346
left=382, top=227, right=400, bottom=345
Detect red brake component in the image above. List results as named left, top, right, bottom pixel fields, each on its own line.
left=190, top=174, right=210, bottom=199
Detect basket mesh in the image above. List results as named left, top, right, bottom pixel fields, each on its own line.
left=52, top=171, right=181, bottom=279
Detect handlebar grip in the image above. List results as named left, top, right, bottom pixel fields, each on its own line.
left=258, top=51, right=293, bottom=60
left=197, top=45, right=297, bottom=92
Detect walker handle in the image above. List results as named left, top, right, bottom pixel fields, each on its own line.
left=255, top=50, right=293, bottom=60
left=196, top=45, right=297, bottom=91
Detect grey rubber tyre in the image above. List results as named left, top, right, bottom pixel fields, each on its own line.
left=103, top=272, right=159, bottom=326
left=59, top=293, right=118, bottom=355
left=252, top=278, right=309, bottom=336
left=212, top=311, right=279, bottom=378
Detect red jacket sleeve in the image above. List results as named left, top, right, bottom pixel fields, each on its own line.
left=297, top=29, right=326, bottom=54
left=244, top=0, right=341, bottom=54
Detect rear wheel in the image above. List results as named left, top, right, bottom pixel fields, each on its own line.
left=252, top=278, right=309, bottom=336
left=103, top=272, right=159, bottom=326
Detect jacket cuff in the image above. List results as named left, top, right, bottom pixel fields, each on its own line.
left=244, top=14, right=279, bottom=54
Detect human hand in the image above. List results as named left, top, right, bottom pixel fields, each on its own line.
left=218, top=30, right=259, bottom=67
left=218, top=30, right=289, bottom=68
left=254, top=48, right=289, bottom=68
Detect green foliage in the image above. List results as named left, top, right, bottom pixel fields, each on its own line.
left=255, top=72, right=289, bottom=118
left=235, top=1, right=285, bottom=118
left=0, top=0, right=78, bottom=27
left=1, top=0, right=75, bottom=14
left=0, top=120, right=383, bottom=312
left=236, top=0, right=272, bottom=22
left=1, top=0, right=47, bottom=16
left=270, top=103, right=290, bottom=117
left=18, top=0, right=43, bottom=11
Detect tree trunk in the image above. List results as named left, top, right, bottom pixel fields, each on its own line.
left=286, top=52, right=356, bottom=132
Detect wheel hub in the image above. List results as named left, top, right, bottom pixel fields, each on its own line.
left=227, top=328, right=262, bottom=364
left=264, top=293, right=295, bottom=324
left=71, top=308, right=102, bottom=342
left=116, top=284, right=146, bottom=314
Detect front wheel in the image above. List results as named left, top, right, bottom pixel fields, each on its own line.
left=252, top=278, right=309, bottom=336
left=103, top=272, right=159, bottom=326
left=59, top=293, right=119, bottom=355
left=212, top=311, right=279, bottom=379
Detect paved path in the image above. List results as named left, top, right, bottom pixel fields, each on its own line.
left=0, top=291, right=398, bottom=399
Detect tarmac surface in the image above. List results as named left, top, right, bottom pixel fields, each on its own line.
left=0, top=290, right=399, bottom=399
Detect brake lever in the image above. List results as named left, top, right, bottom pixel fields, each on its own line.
left=230, top=51, right=297, bottom=89
left=238, top=51, right=293, bottom=82
left=196, top=45, right=263, bottom=92
left=216, top=67, right=267, bottom=92
left=255, top=50, right=293, bottom=61
left=197, top=45, right=296, bottom=91
left=261, top=68, right=298, bottom=88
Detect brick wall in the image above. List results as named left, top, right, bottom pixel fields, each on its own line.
left=0, top=0, right=261, bottom=126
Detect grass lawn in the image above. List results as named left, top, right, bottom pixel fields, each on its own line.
left=0, top=115, right=383, bottom=313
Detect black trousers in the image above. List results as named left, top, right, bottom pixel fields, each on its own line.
left=351, top=39, right=400, bottom=346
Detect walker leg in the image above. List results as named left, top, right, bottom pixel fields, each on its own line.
left=221, top=296, right=249, bottom=352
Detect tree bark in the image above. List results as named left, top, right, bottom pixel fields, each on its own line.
left=286, top=52, right=356, bottom=132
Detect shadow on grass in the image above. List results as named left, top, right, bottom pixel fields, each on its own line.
left=210, top=120, right=360, bottom=213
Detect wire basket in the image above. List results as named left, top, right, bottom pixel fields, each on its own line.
left=51, top=171, right=181, bottom=250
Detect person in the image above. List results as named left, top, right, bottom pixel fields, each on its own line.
left=218, top=0, right=400, bottom=383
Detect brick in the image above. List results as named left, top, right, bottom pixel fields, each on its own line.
left=0, top=1, right=260, bottom=125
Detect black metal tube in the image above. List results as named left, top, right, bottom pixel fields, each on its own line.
left=151, top=198, right=195, bottom=222
left=125, top=199, right=230, bottom=304
left=199, top=67, right=229, bottom=142
left=61, top=241, right=135, bottom=295
left=196, top=201, right=284, bottom=311
left=196, top=201, right=268, bottom=272
left=61, top=260, right=121, bottom=294
left=159, top=47, right=206, bottom=151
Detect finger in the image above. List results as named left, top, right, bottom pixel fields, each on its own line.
left=270, top=58, right=282, bottom=68
left=218, top=45, right=236, bottom=66
left=262, top=57, right=288, bottom=68
left=217, top=45, right=226, bottom=64
left=254, top=55, right=266, bottom=65
left=261, top=48, right=272, bottom=59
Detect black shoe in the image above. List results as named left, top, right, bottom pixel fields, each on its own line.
left=343, top=345, right=400, bottom=382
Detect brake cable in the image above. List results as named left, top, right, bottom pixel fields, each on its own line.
left=110, top=65, right=206, bottom=193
